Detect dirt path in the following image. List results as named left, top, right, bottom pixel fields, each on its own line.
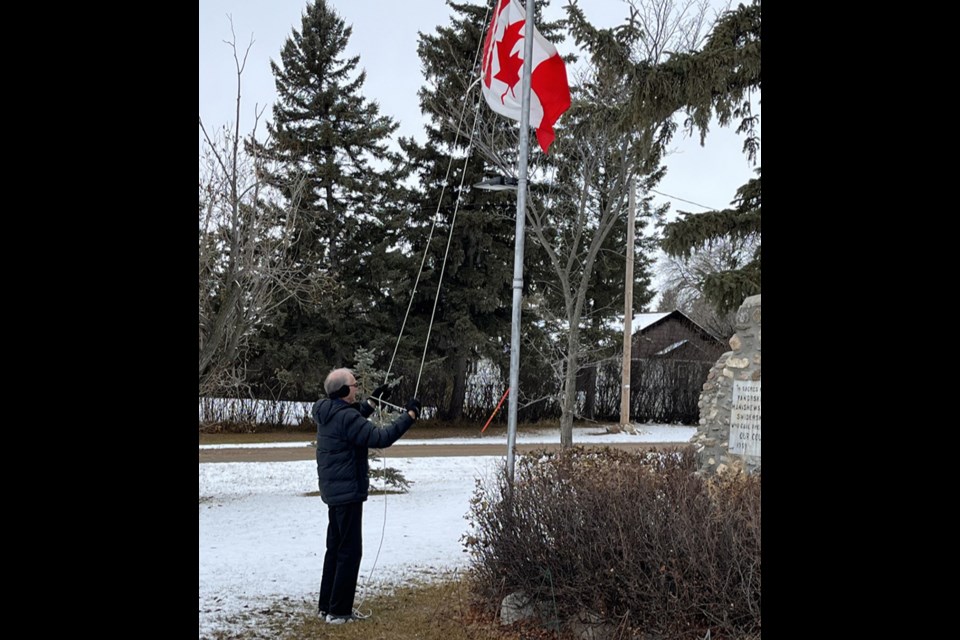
left=199, top=441, right=686, bottom=463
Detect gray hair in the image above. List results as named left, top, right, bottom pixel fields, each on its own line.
left=324, top=368, right=353, bottom=396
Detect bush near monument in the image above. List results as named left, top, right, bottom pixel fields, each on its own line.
left=464, top=447, right=761, bottom=639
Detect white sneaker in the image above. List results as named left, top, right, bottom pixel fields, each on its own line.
left=325, top=614, right=356, bottom=624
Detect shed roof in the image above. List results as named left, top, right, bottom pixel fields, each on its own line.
left=628, top=309, right=723, bottom=344
left=631, top=312, right=671, bottom=331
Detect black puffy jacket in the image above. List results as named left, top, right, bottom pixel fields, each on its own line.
left=312, top=398, right=414, bottom=506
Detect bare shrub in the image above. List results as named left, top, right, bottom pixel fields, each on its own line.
left=463, top=447, right=760, bottom=639
left=198, top=397, right=313, bottom=433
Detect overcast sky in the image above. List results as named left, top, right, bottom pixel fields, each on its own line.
left=199, top=0, right=761, bottom=218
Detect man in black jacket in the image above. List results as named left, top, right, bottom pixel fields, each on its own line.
left=312, top=367, right=421, bottom=624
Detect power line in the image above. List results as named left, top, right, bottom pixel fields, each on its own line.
left=649, top=188, right=717, bottom=211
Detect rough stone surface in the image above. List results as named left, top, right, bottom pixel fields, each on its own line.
left=694, top=294, right=761, bottom=476
left=500, top=591, right=535, bottom=625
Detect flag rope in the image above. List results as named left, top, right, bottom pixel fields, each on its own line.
left=413, top=86, right=486, bottom=396
left=356, top=2, right=494, bottom=615
left=382, top=79, right=485, bottom=400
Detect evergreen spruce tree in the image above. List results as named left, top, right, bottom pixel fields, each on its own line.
left=480, top=0, right=717, bottom=441
left=405, top=1, right=666, bottom=430
left=393, top=0, right=561, bottom=420
left=661, top=173, right=760, bottom=313
left=616, top=0, right=762, bottom=313
left=247, top=0, right=410, bottom=400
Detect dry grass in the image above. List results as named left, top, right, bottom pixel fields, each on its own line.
left=201, top=575, right=553, bottom=640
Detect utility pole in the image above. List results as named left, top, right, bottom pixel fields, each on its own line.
left=619, top=177, right=636, bottom=432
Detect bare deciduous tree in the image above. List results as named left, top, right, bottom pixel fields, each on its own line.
left=413, top=0, right=721, bottom=440
left=198, top=23, right=327, bottom=398
left=530, top=116, right=659, bottom=445
left=656, top=232, right=759, bottom=339
left=481, top=0, right=716, bottom=446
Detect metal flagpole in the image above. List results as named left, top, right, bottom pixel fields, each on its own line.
left=505, top=1, right=537, bottom=486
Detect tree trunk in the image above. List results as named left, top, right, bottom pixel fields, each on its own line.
left=560, top=327, right=579, bottom=448
left=445, top=352, right=468, bottom=421
left=583, top=366, right=596, bottom=419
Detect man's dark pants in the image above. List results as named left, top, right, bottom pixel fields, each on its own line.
left=318, top=502, right=363, bottom=617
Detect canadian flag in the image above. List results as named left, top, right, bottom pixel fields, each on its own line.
left=481, top=0, right=571, bottom=154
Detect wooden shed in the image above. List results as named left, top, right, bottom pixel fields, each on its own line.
left=630, top=311, right=726, bottom=363
left=578, top=310, right=726, bottom=423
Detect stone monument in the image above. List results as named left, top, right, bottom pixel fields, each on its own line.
left=692, top=294, right=761, bottom=475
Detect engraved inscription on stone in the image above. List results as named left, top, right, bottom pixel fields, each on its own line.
left=728, top=380, right=761, bottom=458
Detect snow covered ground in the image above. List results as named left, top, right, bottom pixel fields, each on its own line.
left=199, top=424, right=696, bottom=638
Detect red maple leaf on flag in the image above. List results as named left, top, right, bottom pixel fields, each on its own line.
left=479, top=0, right=571, bottom=153
left=494, top=20, right=524, bottom=104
